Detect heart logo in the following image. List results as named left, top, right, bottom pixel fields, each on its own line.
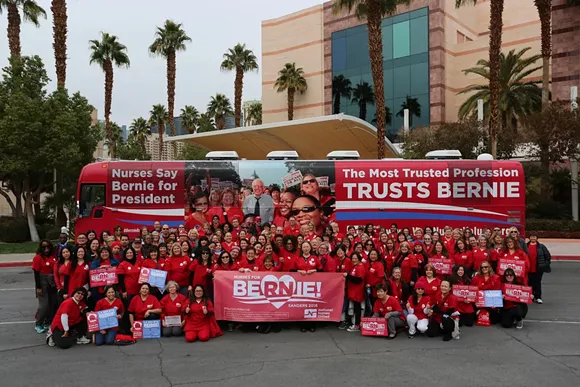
left=260, top=274, right=296, bottom=309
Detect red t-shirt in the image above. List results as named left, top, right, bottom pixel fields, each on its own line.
left=407, top=295, right=431, bottom=320
left=141, top=258, right=166, bottom=271
left=165, top=256, right=191, bottom=288
left=453, top=251, right=473, bottom=269
left=373, top=296, right=403, bottom=318
left=527, top=243, right=538, bottom=273
left=471, top=247, right=491, bottom=271
left=394, top=254, right=418, bottom=283
left=128, top=294, right=161, bottom=321
left=116, top=260, right=142, bottom=295
left=415, top=276, right=441, bottom=299
left=432, top=292, right=457, bottom=323
left=189, top=260, right=213, bottom=289
left=472, top=274, right=501, bottom=290
left=183, top=299, right=214, bottom=331
left=277, top=249, right=298, bottom=272
left=346, top=264, right=366, bottom=302
left=295, top=255, right=323, bottom=271
left=365, top=261, right=386, bottom=296
left=50, top=298, right=86, bottom=332
left=67, top=262, right=90, bottom=296
left=32, top=254, right=57, bottom=275
left=160, top=293, right=187, bottom=319
left=95, top=297, right=125, bottom=331
left=337, top=257, right=353, bottom=273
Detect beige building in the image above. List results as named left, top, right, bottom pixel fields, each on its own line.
left=261, top=0, right=546, bottom=131
left=145, top=133, right=185, bottom=160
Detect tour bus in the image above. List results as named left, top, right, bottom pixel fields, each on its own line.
left=75, top=150, right=525, bottom=238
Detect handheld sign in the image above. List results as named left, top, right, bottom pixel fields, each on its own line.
left=281, top=171, right=303, bottom=188
left=164, top=315, right=182, bottom=327
left=138, top=268, right=167, bottom=290
left=504, top=284, right=533, bottom=304
left=143, top=320, right=161, bottom=339
left=360, top=317, right=388, bottom=337
left=453, top=285, right=478, bottom=302
left=475, top=290, right=503, bottom=308
left=87, top=308, right=119, bottom=332
left=89, top=267, right=118, bottom=287
left=497, top=259, right=525, bottom=277
left=429, top=258, right=452, bottom=275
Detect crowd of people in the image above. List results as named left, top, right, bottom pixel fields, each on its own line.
left=34, top=213, right=552, bottom=348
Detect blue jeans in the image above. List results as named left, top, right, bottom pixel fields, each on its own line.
left=95, top=330, right=117, bottom=345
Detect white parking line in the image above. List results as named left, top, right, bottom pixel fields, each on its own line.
left=0, top=320, right=35, bottom=326
left=0, top=288, right=34, bottom=291
left=526, top=319, right=580, bottom=325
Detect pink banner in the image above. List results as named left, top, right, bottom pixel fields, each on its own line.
left=89, top=267, right=118, bottom=287
left=429, top=258, right=453, bottom=275
left=87, top=312, right=100, bottom=332
left=213, top=271, right=344, bottom=322
left=497, top=259, right=525, bottom=277
left=360, top=317, right=388, bottom=337
left=453, top=285, right=478, bottom=302
left=504, top=284, right=533, bottom=304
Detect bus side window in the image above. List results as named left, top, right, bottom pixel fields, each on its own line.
left=79, top=184, right=105, bottom=218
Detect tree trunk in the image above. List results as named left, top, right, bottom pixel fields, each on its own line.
left=234, top=67, right=244, bottom=127
left=158, top=120, right=164, bottom=160
left=55, top=172, right=67, bottom=225
left=0, top=189, right=17, bottom=217
left=167, top=51, right=177, bottom=157
left=7, top=3, right=21, bottom=58
left=333, top=94, right=340, bottom=114
left=51, top=0, right=68, bottom=89
left=288, top=89, right=295, bottom=121
left=488, top=0, right=505, bottom=160
left=536, top=0, right=551, bottom=109
left=23, top=179, right=40, bottom=242
left=359, top=102, right=367, bottom=121
left=104, top=59, right=115, bottom=158
left=366, top=1, right=386, bottom=159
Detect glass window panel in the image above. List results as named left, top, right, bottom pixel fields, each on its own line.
left=384, top=68, right=394, bottom=101
left=392, top=97, right=406, bottom=135
left=347, top=24, right=366, bottom=36
left=386, top=98, right=395, bottom=134
left=410, top=62, right=429, bottom=96
left=393, top=66, right=410, bottom=98
left=366, top=104, right=377, bottom=125
left=333, top=30, right=346, bottom=39
left=382, top=24, right=393, bottom=61
left=332, top=37, right=347, bottom=72
left=409, top=52, right=429, bottom=65
left=410, top=16, right=428, bottom=55
left=381, top=17, right=393, bottom=27
left=392, top=13, right=410, bottom=24
left=413, top=93, right=430, bottom=127
left=393, top=21, right=410, bottom=58
left=346, top=32, right=369, bottom=68
left=361, top=72, right=373, bottom=86
left=410, top=7, right=428, bottom=19
left=393, top=56, right=411, bottom=68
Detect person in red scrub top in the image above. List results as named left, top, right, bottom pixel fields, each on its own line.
left=415, top=264, right=441, bottom=300
left=472, top=262, right=502, bottom=324
left=449, top=265, right=475, bottom=327
left=365, top=249, right=385, bottom=308
left=372, top=282, right=405, bottom=339
left=32, top=240, right=58, bottom=334
left=345, top=253, right=366, bottom=332
left=500, top=236, right=530, bottom=285
left=47, top=287, right=91, bottom=348
left=160, top=281, right=187, bottom=337
left=526, top=232, right=551, bottom=304
left=128, top=283, right=162, bottom=335
left=393, top=242, right=418, bottom=286
left=94, top=285, right=124, bottom=345
left=405, top=286, right=431, bottom=338
left=500, top=268, right=531, bottom=329
left=183, top=284, right=222, bottom=342
left=65, top=246, right=90, bottom=307
left=426, top=279, right=459, bottom=341
left=54, top=246, right=73, bottom=306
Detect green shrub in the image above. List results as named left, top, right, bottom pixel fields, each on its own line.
left=45, top=226, right=63, bottom=240
left=0, top=218, right=31, bottom=243
left=526, top=219, right=580, bottom=232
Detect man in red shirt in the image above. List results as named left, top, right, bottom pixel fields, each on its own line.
left=48, top=287, right=91, bottom=348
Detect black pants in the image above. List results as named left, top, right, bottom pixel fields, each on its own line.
left=427, top=316, right=455, bottom=340
left=528, top=271, right=544, bottom=299
left=120, top=294, right=136, bottom=333
left=353, top=301, right=362, bottom=326
left=459, top=312, right=475, bottom=327
left=52, top=321, right=87, bottom=349
left=500, top=305, right=528, bottom=328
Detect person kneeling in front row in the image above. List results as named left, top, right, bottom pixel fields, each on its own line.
left=183, top=285, right=222, bottom=343
left=372, top=282, right=405, bottom=339
left=426, top=279, right=459, bottom=341
left=47, top=287, right=91, bottom=348
left=405, top=286, right=431, bottom=338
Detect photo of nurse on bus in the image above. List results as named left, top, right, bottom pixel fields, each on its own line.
left=183, top=160, right=336, bottom=238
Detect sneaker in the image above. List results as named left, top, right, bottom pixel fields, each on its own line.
left=346, top=325, right=360, bottom=332
left=454, top=334, right=461, bottom=340
left=516, top=320, right=524, bottom=329
left=35, top=325, right=46, bottom=334
left=76, top=336, right=91, bottom=345
left=227, top=323, right=234, bottom=332
left=47, top=336, right=55, bottom=347
left=408, top=334, right=415, bottom=339
left=387, top=333, right=396, bottom=340
left=338, top=321, right=348, bottom=330
left=536, top=298, right=543, bottom=304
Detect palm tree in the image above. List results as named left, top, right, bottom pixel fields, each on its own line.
left=207, top=94, right=233, bottom=130
left=220, top=43, right=259, bottom=127
left=51, top=0, right=67, bottom=88
left=458, top=47, right=542, bottom=130
left=456, top=0, right=504, bottom=159
left=351, top=81, right=375, bottom=121
left=89, top=32, right=130, bottom=159
left=180, top=105, right=200, bottom=134
left=397, top=96, right=421, bottom=127
left=0, top=0, right=46, bottom=57
left=333, top=0, right=410, bottom=159
left=246, top=101, right=262, bottom=125
left=534, top=0, right=550, bottom=109
left=149, top=104, right=169, bottom=160
left=273, top=62, right=308, bottom=120
left=130, top=117, right=151, bottom=157
left=149, top=20, right=191, bottom=145
left=197, top=112, right=216, bottom=133
left=372, top=105, right=392, bottom=126
left=332, top=75, right=352, bottom=114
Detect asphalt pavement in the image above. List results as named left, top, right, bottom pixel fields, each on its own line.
left=0, top=263, right=579, bottom=387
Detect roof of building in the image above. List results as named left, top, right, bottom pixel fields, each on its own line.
left=165, top=114, right=400, bottom=160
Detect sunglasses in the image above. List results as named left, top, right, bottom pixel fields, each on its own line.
left=505, top=273, right=514, bottom=277
left=415, top=288, right=425, bottom=291
left=481, top=266, right=490, bottom=269
left=290, top=206, right=317, bottom=217
left=162, top=228, right=169, bottom=230
left=42, top=245, right=51, bottom=249
left=302, top=179, right=317, bottom=185
left=202, top=252, right=210, bottom=255
left=494, top=228, right=501, bottom=231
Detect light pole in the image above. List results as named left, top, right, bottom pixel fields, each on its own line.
left=571, top=86, right=578, bottom=221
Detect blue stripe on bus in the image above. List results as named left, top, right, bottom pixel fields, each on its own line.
left=335, top=211, right=517, bottom=225
left=118, top=219, right=184, bottom=227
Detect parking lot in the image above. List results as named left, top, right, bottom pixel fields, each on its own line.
left=1, top=263, right=579, bottom=387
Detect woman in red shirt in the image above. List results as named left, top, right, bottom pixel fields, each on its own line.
left=188, top=247, right=214, bottom=295
left=165, top=244, right=191, bottom=295
left=500, top=268, right=530, bottom=329
left=372, top=282, right=405, bottom=339
left=430, top=240, right=453, bottom=279
left=415, top=263, right=441, bottom=299
left=94, top=285, right=124, bottom=345
left=345, top=252, right=366, bottom=332
left=472, top=235, right=491, bottom=272
left=449, top=265, right=475, bottom=327
left=472, top=262, right=502, bottom=324
left=117, top=247, right=141, bottom=303
left=32, top=240, right=58, bottom=333
left=47, top=287, right=90, bottom=348
left=422, top=234, right=434, bottom=256
left=500, top=236, right=531, bottom=285
left=183, top=285, right=222, bottom=342
left=426, top=279, right=458, bottom=341
left=393, top=242, right=418, bottom=286
left=295, top=241, right=323, bottom=276
left=214, top=251, right=240, bottom=272
left=405, top=286, right=431, bottom=338
left=365, top=249, right=385, bottom=306
left=160, top=281, right=187, bottom=337
left=453, top=239, right=473, bottom=272
left=54, top=246, right=73, bottom=306
left=381, top=238, right=397, bottom=276
left=129, top=283, right=162, bottom=333
left=66, top=246, right=90, bottom=298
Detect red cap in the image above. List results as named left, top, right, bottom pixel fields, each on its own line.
left=413, top=241, right=423, bottom=247
left=179, top=231, right=188, bottom=237
left=110, top=241, right=121, bottom=250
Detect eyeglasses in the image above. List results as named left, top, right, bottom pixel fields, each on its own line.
left=221, top=256, right=230, bottom=259
left=162, top=227, right=169, bottom=230
left=505, top=273, right=514, bottom=277
left=494, top=228, right=501, bottom=231
left=202, top=252, right=210, bottom=255
left=302, top=179, right=317, bottom=185
left=481, top=265, right=490, bottom=269
left=290, top=206, right=317, bottom=217
left=178, top=226, right=185, bottom=229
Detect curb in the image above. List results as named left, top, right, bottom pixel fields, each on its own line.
left=0, top=262, right=32, bottom=268
left=552, top=256, right=580, bottom=261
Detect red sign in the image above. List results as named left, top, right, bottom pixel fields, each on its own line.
left=429, top=258, right=453, bottom=275
left=476, top=310, right=491, bottom=327
left=453, top=285, right=478, bottom=302
left=87, top=312, right=99, bottom=332
left=89, top=267, right=118, bottom=287
left=504, top=284, right=533, bottom=304
left=213, top=272, right=344, bottom=322
left=132, top=321, right=143, bottom=339
left=497, top=259, right=526, bottom=277
left=360, top=317, right=388, bottom=336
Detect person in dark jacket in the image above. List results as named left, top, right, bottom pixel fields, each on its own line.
left=526, top=232, right=551, bottom=304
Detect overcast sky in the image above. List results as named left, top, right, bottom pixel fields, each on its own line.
left=0, top=0, right=324, bottom=125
